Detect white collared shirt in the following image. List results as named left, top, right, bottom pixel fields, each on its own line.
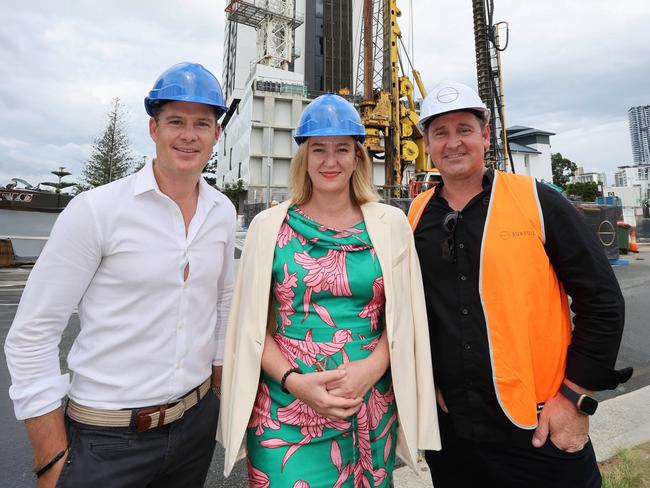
left=5, top=162, right=236, bottom=420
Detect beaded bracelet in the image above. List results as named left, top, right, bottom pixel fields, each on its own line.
left=280, top=367, right=301, bottom=393
left=34, top=446, right=69, bottom=478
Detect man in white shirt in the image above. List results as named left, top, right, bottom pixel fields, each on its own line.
left=4, top=62, right=236, bottom=488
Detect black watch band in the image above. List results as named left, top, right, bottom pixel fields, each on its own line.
left=559, top=383, right=598, bottom=415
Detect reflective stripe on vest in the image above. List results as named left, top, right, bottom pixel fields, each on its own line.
left=480, top=171, right=571, bottom=428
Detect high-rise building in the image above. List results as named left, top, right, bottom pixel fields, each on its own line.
left=304, top=0, right=354, bottom=94
left=628, top=105, right=650, bottom=164
left=217, top=0, right=359, bottom=209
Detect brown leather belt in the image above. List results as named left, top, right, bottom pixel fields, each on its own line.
left=66, top=378, right=211, bottom=432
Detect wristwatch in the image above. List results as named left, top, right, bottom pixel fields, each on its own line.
left=559, top=383, right=598, bottom=415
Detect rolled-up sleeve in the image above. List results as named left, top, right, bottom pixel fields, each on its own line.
left=4, top=193, right=102, bottom=419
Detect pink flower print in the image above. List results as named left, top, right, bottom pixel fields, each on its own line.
left=274, top=263, right=298, bottom=332
left=331, top=438, right=342, bottom=472
left=375, top=410, right=398, bottom=442
left=277, top=217, right=308, bottom=249
left=351, top=403, right=374, bottom=487
left=366, top=386, right=395, bottom=430
left=373, top=468, right=388, bottom=486
left=355, top=403, right=373, bottom=471
left=277, top=398, right=351, bottom=438
left=361, top=336, right=380, bottom=352
left=333, top=463, right=354, bottom=488
left=294, top=249, right=352, bottom=325
left=274, top=329, right=352, bottom=367
left=247, top=459, right=270, bottom=488
left=383, top=432, right=393, bottom=464
left=261, top=399, right=352, bottom=469
left=359, top=277, right=385, bottom=331
left=312, top=301, right=335, bottom=327
left=292, top=482, right=310, bottom=488
left=248, top=382, right=281, bottom=436
left=331, top=227, right=364, bottom=239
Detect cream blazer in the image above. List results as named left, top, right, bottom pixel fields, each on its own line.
left=217, top=200, right=440, bottom=476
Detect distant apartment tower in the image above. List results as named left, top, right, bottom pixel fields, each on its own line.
left=628, top=105, right=650, bottom=164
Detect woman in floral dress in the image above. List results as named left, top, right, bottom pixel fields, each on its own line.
left=218, top=94, right=440, bottom=487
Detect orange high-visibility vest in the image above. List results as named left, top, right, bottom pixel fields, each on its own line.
left=408, top=171, right=572, bottom=428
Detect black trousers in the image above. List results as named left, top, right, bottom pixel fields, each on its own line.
left=425, top=410, right=601, bottom=488
left=56, top=390, right=219, bottom=488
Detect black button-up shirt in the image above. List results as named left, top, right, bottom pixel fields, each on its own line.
left=414, top=169, right=628, bottom=442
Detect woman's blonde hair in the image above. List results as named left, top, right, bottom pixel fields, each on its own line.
left=288, top=139, right=379, bottom=205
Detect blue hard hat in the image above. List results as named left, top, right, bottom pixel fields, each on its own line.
left=294, top=94, right=366, bottom=144
left=144, top=62, right=228, bottom=118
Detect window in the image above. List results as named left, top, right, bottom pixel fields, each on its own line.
left=638, top=167, right=649, bottom=180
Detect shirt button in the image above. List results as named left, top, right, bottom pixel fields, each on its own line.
left=464, top=343, right=471, bottom=350
left=175, top=363, right=180, bottom=369
left=461, top=308, right=469, bottom=315
left=458, top=243, right=465, bottom=249
left=460, top=274, right=467, bottom=281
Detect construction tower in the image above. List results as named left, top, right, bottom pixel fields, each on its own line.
left=226, top=0, right=303, bottom=70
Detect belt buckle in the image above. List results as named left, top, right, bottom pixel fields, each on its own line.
left=135, top=405, right=167, bottom=432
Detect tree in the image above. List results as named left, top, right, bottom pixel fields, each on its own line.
left=220, top=179, right=246, bottom=212
left=81, top=98, right=134, bottom=187
left=41, top=167, right=75, bottom=193
left=202, top=152, right=219, bottom=187
left=565, top=181, right=599, bottom=202
left=551, top=153, right=578, bottom=189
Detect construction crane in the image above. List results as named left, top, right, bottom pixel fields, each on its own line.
left=225, top=0, right=303, bottom=70
left=356, top=0, right=431, bottom=197
left=356, top=1, right=511, bottom=197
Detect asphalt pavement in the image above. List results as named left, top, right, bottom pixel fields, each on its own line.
left=2, top=246, right=649, bottom=487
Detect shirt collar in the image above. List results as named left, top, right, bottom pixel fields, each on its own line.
left=133, top=160, right=159, bottom=196
left=133, top=159, right=220, bottom=207
left=433, top=167, right=494, bottom=198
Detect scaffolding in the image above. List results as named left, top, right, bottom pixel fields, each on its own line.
left=226, top=0, right=304, bottom=70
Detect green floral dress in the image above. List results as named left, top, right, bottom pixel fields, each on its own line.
left=246, top=206, right=397, bottom=487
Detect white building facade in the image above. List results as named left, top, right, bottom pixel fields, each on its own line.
left=506, top=126, right=554, bottom=182
left=607, top=164, right=650, bottom=207
left=218, top=0, right=360, bottom=205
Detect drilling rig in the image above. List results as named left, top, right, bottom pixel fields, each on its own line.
left=356, top=0, right=511, bottom=197
left=356, top=0, right=431, bottom=197
left=472, top=0, right=512, bottom=172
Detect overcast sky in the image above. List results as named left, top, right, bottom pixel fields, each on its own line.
left=1, top=0, right=648, bottom=188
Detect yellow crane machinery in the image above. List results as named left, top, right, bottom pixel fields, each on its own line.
left=356, top=0, right=511, bottom=197
left=356, top=0, right=433, bottom=197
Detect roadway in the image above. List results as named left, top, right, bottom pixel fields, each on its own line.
left=1, top=247, right=649, bottom=487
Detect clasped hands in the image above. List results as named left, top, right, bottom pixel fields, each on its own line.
left=284, top=358, right=380, bottom=420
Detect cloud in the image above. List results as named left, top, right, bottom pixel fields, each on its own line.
left=0, top=0, right=225, bottom=185
left=1, top=0, right=649, bottom=185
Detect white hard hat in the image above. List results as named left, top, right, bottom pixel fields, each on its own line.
left=417, top=81, right=490, bottom=133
